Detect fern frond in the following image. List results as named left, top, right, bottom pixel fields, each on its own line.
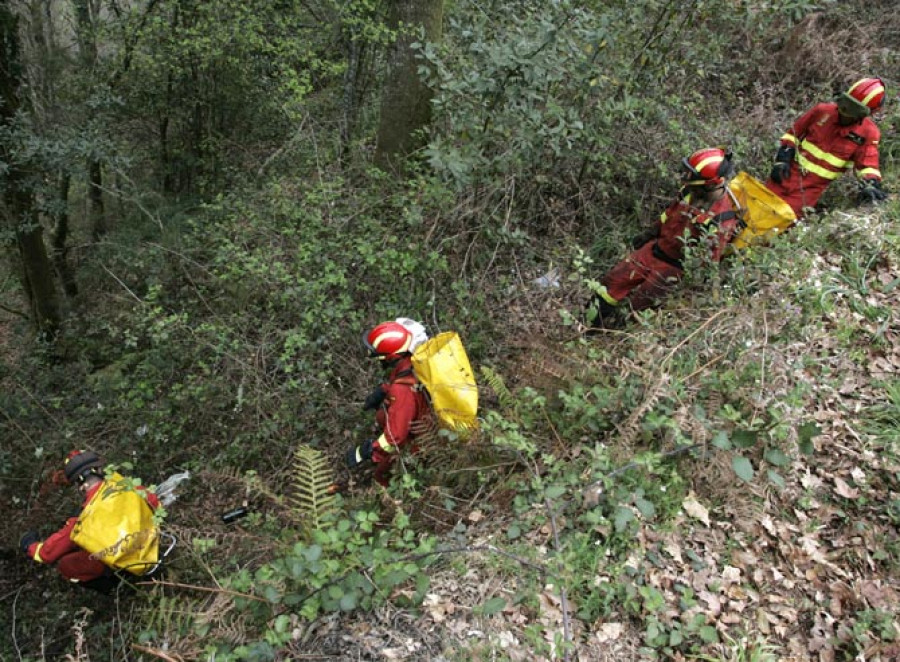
left=288, top=445, right=336, bottom=531
left=480, top=366, right=516, bottom=412
left=617, top=368, right=668, bottom=449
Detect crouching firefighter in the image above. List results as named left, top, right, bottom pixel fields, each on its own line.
left=586, top=147, right=741, bottom=328
left=20, top=450, right=161, bottom=593
left=346, top=321, right=434, bottom=486
left=767, top=77, right=887, bottom=217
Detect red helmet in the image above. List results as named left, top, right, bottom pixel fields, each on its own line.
left=682, top=147, right=733, bottom=189
left=846, top=77, right=885, bottom=113
left=64, top=449, right=104, bottom=484
left=364, top=321, right=413, bottom=361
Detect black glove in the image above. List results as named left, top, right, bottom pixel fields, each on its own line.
left=20, top=531, right=39, bottom=555
left=346, top=439, right=375, bottom=470
left=630, top=228, right=658, bottom=249
left=769, top=146, right=795, bottom=184
left=857, top=178, right=888, bottom=205
left=362, top=385, right=387, bottom=411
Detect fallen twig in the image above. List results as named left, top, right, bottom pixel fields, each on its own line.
left=131, top=643, right=183, bottom=661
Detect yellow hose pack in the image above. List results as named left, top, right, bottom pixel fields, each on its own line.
left=411, top=331, right=479, bottom=433
left=729, top=171, right=797, bottom=249
left=70, top=472, right=160, bottom=575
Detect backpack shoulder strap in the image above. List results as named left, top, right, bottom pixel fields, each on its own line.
left=390, top=368, right=419, bottom=387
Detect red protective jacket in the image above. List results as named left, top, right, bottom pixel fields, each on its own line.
left=766, top=101, right=881, bottom=216
left=27, top=479, right=160, bottom=582
left=370, top=357, right=430, bottom=484
left=596, top=189, right=739, bottom=311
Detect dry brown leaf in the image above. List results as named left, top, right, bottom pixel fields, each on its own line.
left=594, top=622, right=624, bottom=643
left=721, top=566, right=741, bottom=585
left=833, top=476, right=859, bottom=499
left=698, top=590, right=722, bottom=616
left=682, top=492, right=711, bottom=526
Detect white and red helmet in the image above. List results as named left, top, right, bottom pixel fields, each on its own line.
left=682, top=147, right=733, bottom=189
left=364, top=321, right=413, bottom=361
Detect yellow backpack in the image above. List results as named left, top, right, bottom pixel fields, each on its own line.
left=411, top=331, right=479, bottom=433
left=729, top=171, right=797, bottom=249
left=70, top=472, right=160, bottom=576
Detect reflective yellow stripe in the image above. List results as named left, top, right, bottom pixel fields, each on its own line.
left=781, top=133, right=797, bottom=146
left=376, top=433, right=398, bottom=454
left=796, top=153, right=842, bottom=180
left=597, top=286, right=619, bottom=306
left=849, top=79, right=885, bottom=107
left=862, top=88, right=882, bottom=106
left=658, top=210, right=667, bottom=224
left=694, top=155, right=723, bottom=173
left=33, top=543, right=45, bottom=564
left=857, top=167, right=881, bottom=179
left=799, top=139, right=851, bottom=169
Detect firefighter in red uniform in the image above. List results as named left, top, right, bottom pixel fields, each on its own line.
left=346, top=322, right=431, bottom=486
left=587, top=147, right=741, bottom=328
left=767, top=77, right=887, bottom=217
left=20, top=450, right=160, bottom=593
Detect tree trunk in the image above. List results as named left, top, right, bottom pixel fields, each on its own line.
left=51, top=173, right=78, bottom=297
left=1, top=0, right=62, bottom=336
left=88, top=158, right=105, bottom=240
left=339, top=32, right=363, bottom=168
left=73, top=0, right=107, bottom=239
left=373, top=0, right=443, bottom=172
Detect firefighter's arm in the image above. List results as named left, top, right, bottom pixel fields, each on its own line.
left=854, top=125, right=882, bottom=181
left=854, top=127, right=885, bottom=203
left=374, top=385, right=417, bottom=453
left=24, top=517, right=80, bottom=564
left=136, top=484, right=161, bottom=511
left=780, top=103, right=822, bottom=148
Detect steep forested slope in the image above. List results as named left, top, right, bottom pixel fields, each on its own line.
left=2, top=0, right=899, bottom=660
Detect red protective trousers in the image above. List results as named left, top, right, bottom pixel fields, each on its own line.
left=598, top=191, right=738, bottom=311
left=765, top=102, right=881, bottom=217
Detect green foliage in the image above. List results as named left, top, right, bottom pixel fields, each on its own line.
left=207, top=503, right=436, bottom=655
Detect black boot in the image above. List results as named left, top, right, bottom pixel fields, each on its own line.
left=585, top=296, right=622, bottom=330
left=78, top=572, right=122, bottom=595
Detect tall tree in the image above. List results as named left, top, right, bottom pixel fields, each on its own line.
left=374, top=0, right=443, bottom=171
left=72, top=0, right=106, bottom=240
left=0, top=1, right=61, bottom=335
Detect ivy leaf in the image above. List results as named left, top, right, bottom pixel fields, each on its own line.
left=711, top=431, right=731, bottom=450
left=767, top=469, right=786, bottom=489
left=614, top=506, right=635, bottom=532
left=339, top=592, right=358, bottom=611
left=732, top=456, right=754, bottom=482
left=731, top=429, right=758, bottom=449
left=798, top=422, right=821, bottom=455
left=544, top=485, right=566, bottom=499
left=669, top=628, right=684, bottom=647
left=699, top=625, right=719, bottom=643
left=634, top=496, right=656, bottom=518
left=261, top=585, right=282, bottom=604
left=477, top=597, right=507, bottom=616
left=764, top=448, right=790, bottom=467
left=507, top=524, right=521, bottom=540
